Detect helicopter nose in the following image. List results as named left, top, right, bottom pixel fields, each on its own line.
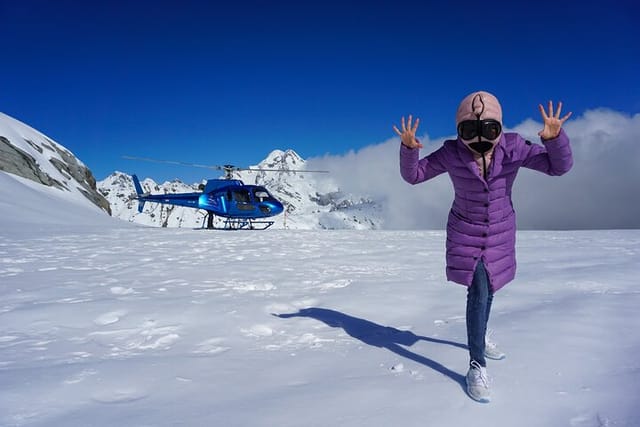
left=261, top=200, right=283, bottom=216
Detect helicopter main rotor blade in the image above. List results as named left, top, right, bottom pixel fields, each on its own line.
left=122, top=156, right=223, bottom=170
left=123, top=156, right=328, bottom=173
left=122, top=156, right=329, bottom=173
left=242, top=168, right=329, bottom=173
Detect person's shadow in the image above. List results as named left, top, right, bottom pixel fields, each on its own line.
left=274, top=307, right=466, bottom=389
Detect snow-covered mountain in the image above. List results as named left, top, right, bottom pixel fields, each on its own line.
left=0, top=112, right=110, bottom=214
left=0, top=110, right=380, bottom=229
left=98, top=149, right=383, bottom=230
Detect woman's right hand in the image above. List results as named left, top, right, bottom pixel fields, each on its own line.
left=393, top=115, right=423, bottom=149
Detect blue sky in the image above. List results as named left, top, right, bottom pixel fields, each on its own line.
left=3, top=0, right=638, bottom=183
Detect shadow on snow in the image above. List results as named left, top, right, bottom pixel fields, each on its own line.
left=274, top=307, right=466, bottom=389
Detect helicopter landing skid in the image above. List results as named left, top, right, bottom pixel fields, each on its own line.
left=202, top=216, right=275, bottom=231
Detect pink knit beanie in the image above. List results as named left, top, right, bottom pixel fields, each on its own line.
left=455, top=91, right=502, bottom=126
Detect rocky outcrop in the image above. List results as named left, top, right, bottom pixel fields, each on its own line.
left=0, top=136, right=65, bottom=189
left=0, top=113, right=111, bottom=215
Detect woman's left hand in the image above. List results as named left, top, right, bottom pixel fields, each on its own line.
left=538, top=100, right=572, bottom=140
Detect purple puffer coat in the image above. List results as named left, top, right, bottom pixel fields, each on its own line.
left=400, top=129, right=573, bottom=292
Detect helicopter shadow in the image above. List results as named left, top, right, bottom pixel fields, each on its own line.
left=274, top=307, right=467, bottom=389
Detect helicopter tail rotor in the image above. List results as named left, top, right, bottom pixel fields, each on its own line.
left=131, top=174, right=146, bottom=213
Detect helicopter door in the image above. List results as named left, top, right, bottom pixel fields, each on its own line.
left=231, top=189, right=254, bottom=211
left=231, top=189, right=250, bottom=203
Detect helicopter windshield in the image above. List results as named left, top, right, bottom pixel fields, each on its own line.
left=252, top=187, right=271, bottom=201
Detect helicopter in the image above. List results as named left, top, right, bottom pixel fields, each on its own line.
left=124, top=156, right=327, bottom=230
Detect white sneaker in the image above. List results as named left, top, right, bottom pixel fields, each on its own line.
left=466, top=361, right=491, bottom=403
left=485, top=331, right=506, bottom=360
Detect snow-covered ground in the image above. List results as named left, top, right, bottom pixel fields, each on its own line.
left=1, top=170, right=639, bottom=426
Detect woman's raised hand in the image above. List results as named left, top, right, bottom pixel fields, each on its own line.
left=538, top=101, right=572, bottom=140
left=393, top=115, right=423, bottom=149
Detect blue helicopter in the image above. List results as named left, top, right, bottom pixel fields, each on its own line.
left=125, top=157, right=326, bottom=230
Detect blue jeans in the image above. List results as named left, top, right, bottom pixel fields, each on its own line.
left=466, top=261, right=494, bottom=367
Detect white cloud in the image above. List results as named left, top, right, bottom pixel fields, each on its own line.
left=307, top=109, right=640, bottom=230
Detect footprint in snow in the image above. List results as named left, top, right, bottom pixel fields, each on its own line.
left=241, top=324, right=274, bottom=337
left=137, top=333, right=181, bottom=350
left=569, top=413, right=611, bottom=427
left=192, top=338, right=230, bottom=356
left=91, top=388, right=148, bottom=404
left=64, top=369, right=98, bottom=385
left=317, top=279, right=352, bottom=291
left=110, top=286, right=135, bottom=296
left=94, top=310, right=126, bottom=326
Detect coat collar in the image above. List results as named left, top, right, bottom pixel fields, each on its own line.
left=456, top=135, right=505, bottom=183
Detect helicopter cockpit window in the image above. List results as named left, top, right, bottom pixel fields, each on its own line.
left=253, top=189, right=270, bottom=201
left=231, top=189, right=250, bottom=203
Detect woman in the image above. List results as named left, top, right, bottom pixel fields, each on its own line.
left=394, top=91, right=573, bottom=403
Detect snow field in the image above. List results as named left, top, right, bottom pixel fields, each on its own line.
left=1, top=225, right=639, bottom=426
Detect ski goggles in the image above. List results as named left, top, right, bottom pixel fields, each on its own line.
left=457, top=119, right=502, bottom=141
